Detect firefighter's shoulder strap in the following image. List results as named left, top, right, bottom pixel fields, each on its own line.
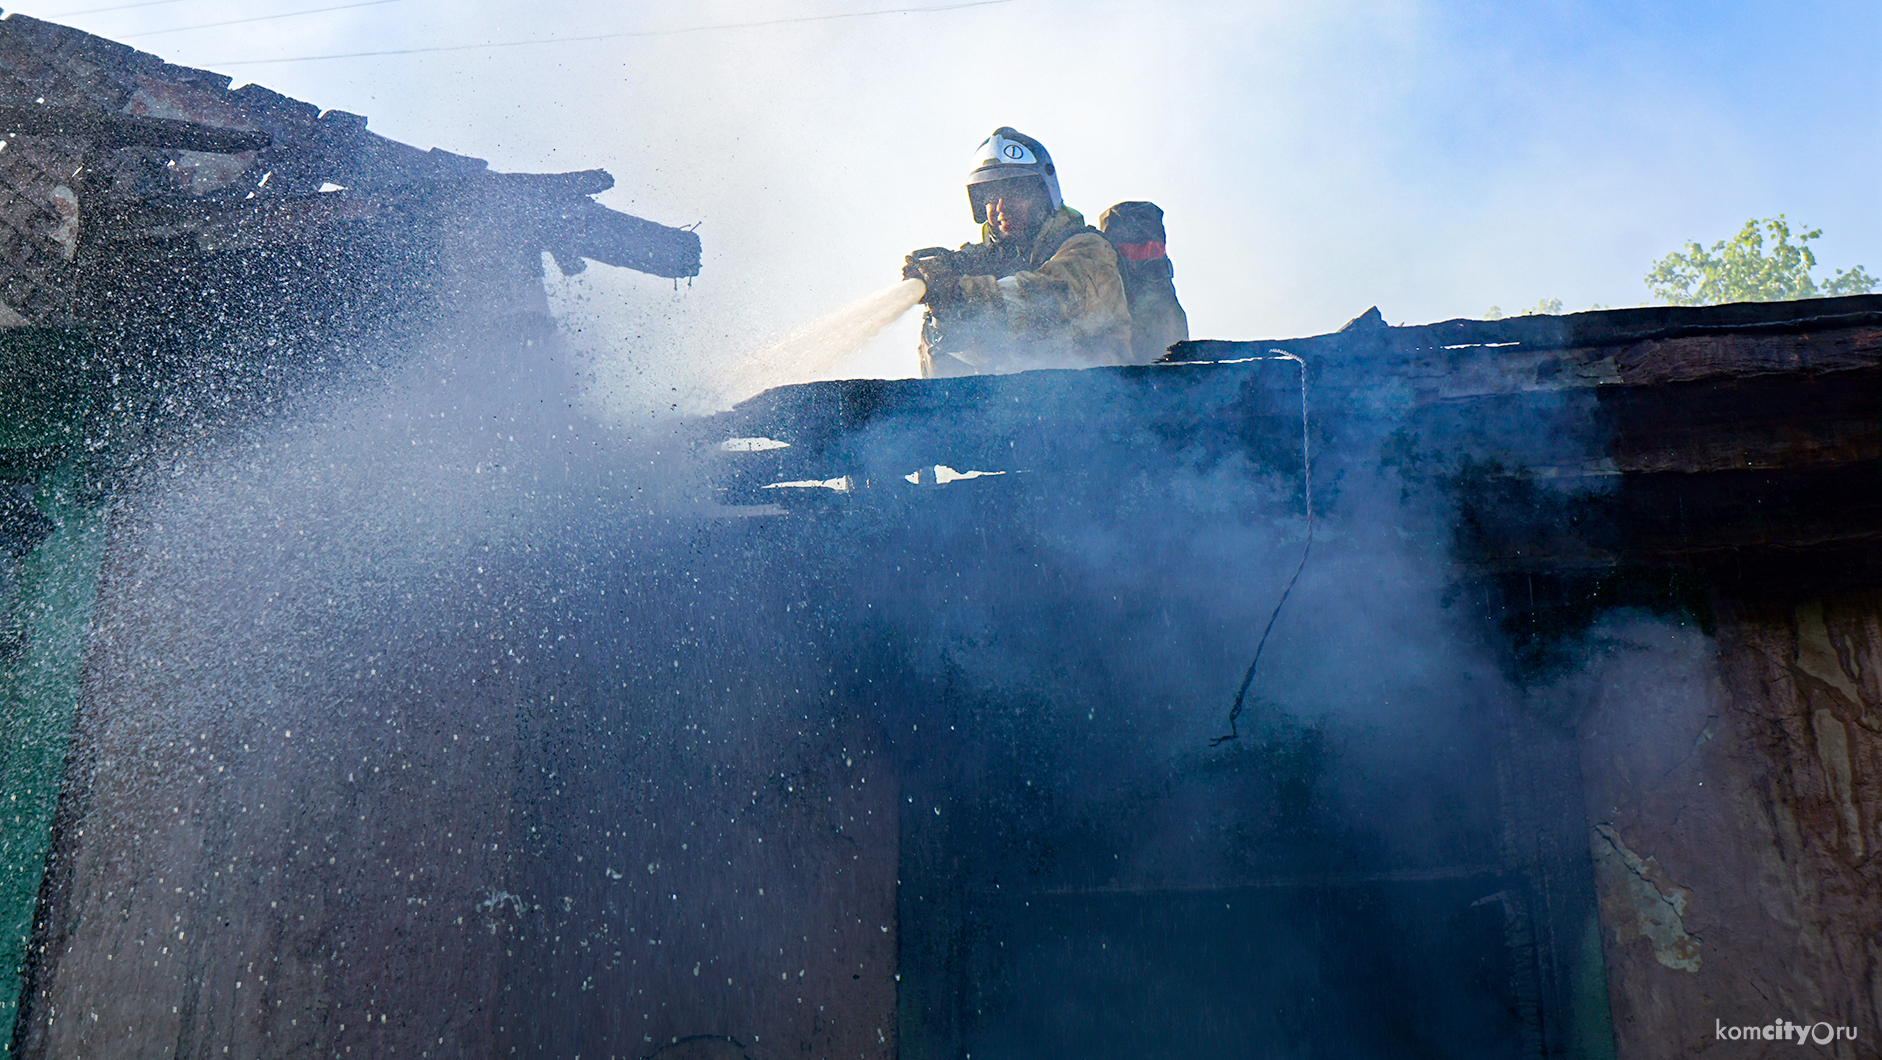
left=1098, top=201, right=1189, bottom=363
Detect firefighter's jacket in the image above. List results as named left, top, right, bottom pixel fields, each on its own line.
left=920, top=206, right=1133, bottom=377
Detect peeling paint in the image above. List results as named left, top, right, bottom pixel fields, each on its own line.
left=1590, top=824, right=1701, bottom=972
left=1794, top=601, right=1864, bottom=705
left=1811, top=708, right=1864, bottom=860
left=46, top=185, right=76, bottom=260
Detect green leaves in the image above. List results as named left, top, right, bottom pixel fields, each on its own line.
left=1482, top=297, right=1565, bottom=320
left=1645, top=215, right=1878, bottom=306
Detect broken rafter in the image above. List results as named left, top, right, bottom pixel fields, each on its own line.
left=0, top=104, right=270, bottom=154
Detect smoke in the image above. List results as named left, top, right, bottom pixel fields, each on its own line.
left=27, top=153, right=1652, bottom=1059
left=760, top=365, right=1553, bottom=1057
left=34, top=284, right=1682, bottom=1059
left=709, top=277, right=925, bottom=407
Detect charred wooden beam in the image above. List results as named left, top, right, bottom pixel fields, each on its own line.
left=80, top=173, right=702, bottom=279
left=0, top=105, right=269, bottom=154
left=490, top=168, right=614, bottom=197
left=1166, top=295, right=1882, bottom=364
left=542, top=193, right=700, bottom=279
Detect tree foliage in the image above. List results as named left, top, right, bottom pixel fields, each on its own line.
left=1645, top=215, right=1877, bottom=306
left=1483, top=297, right=1564, bottom=320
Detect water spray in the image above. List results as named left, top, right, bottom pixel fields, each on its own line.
left=1211, top=349, right=1313, bottom=747
left=713, top=278, right=927, bottom=406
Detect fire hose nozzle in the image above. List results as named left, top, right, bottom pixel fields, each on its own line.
left=903, top=248, right=959, bottom=309
left=902, top=246, right=951, bottom=278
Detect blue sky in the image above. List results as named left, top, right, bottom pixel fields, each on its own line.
left=17, top=0, right=1879, bottom=392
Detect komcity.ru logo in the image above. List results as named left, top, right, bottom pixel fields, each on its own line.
left=1716, top=1018, right=1860, bottom=1045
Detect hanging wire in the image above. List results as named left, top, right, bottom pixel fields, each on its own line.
left=45, top=0, right=197, bottom=17
left=207, top=0, right=1019, bottom=65
left=1210, top=349, right=1313, bottom=747
left=118, top=0, right=406, bottom=39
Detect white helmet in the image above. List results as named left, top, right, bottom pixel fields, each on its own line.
left=965, top=127, right=1063, bottom=223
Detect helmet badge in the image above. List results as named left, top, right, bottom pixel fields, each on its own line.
left=976, top=133, right=1037, bottom=167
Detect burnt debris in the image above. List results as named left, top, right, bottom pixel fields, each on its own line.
left=0, top=12, right=698, bottom=440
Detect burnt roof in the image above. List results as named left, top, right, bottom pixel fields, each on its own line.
left=0, top=13, right=699, bottom=328
left=710, top=294, right=1882, bottom=592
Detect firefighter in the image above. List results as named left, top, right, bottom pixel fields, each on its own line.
left=903, top=128, right=1132, bottom=377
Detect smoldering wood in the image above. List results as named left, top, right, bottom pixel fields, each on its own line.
left=707, top=293, right=1882, bottom=1059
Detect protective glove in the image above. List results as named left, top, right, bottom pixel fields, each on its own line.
left=903, top=247, right=962, bottom=310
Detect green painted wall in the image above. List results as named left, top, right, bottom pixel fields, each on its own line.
left=0, top=331, right=107, bottom=1052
